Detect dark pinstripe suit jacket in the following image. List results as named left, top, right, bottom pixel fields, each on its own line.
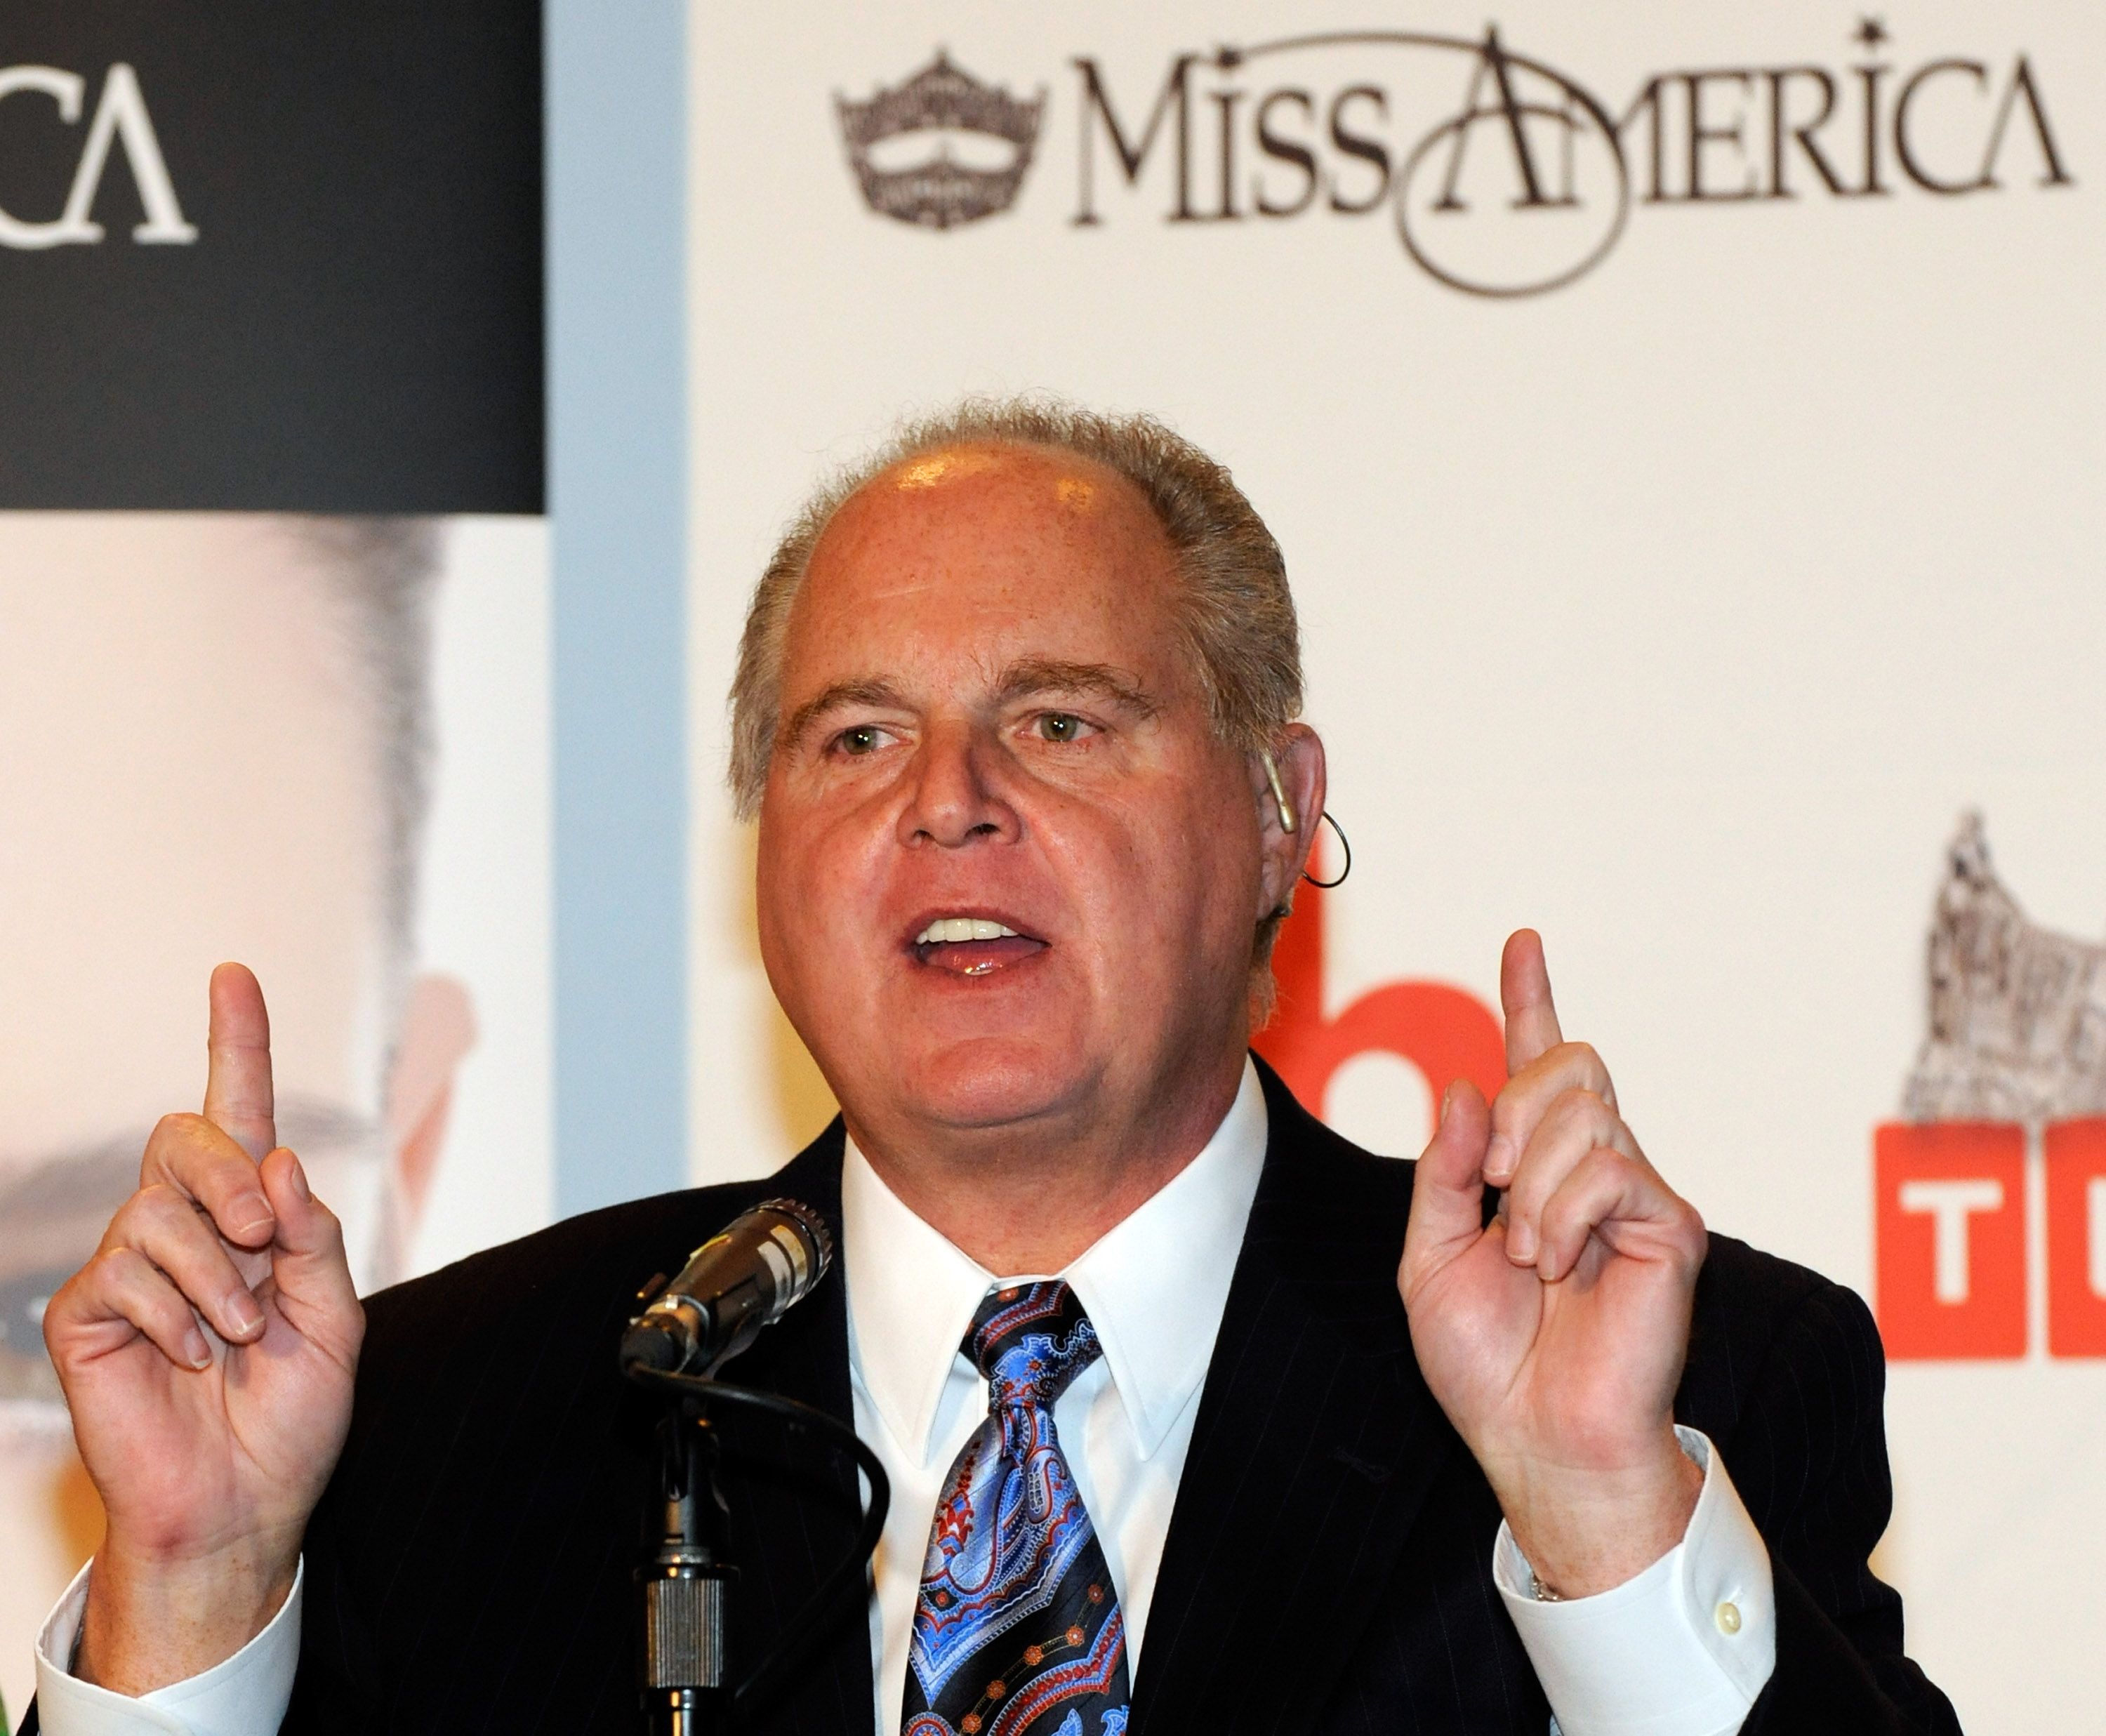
left=272, top=1060, right=1957, bottom=1735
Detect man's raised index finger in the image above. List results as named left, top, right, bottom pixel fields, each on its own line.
left=1499, top=929, right=1563, bottom=1077
left=204, top=962, right=277, bottom=1160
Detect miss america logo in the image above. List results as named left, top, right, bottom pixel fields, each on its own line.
left=837, top=20, right=2073, bottom=298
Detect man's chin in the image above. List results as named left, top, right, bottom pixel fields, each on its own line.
left=876, top=1037, right=1100, bottom=1136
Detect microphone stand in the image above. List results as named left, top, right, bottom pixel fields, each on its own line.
left=625, top=1367, right=889, bottom=1735
left=639, top=1398, right=735, bottom=1736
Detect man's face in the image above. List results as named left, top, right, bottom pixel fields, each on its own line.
left=755, top=446, right=1272, bottom=1155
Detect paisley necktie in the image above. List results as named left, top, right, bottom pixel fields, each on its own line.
left=900, top=1281, right=1132, bottom=1736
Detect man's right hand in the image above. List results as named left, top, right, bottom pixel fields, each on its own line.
left=44, top=962, right=364, bottom=1693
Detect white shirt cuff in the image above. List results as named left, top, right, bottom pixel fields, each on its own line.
left=33, top=1556, right=304, bottom=1736
left=1492, top=1428, right=1775, bottom=1736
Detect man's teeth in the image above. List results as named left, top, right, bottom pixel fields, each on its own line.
left=916, top=917, right=1022, bottom=945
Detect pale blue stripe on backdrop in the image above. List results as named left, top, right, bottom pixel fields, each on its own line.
left=547, top=0, right=690, bottom=1214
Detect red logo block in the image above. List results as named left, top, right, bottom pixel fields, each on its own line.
left=1874, top=1122, right=2027, bottom=1360
left=2045, top=1119, right=2106, bottom=1358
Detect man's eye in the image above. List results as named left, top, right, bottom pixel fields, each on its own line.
left=1035, top=713, right=1090, bottom=743
left=837, top=724, right=885, bottom=756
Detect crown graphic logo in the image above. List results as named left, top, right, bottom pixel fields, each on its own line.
left=835, top=51, right=1045, bottom=230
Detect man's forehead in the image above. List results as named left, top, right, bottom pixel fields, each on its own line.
left=814, top=443, right=1165, bottom=576
left=793, top=445, right=1169, bottom=636
left=763, top=445, right=1211, bottom=740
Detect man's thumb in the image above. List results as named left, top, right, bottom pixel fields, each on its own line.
left=260, top=1148, right=361, bottom=1344
left=1403, top=1080, right=1493, bottom=1275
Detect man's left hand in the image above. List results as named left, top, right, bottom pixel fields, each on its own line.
left=1398, top=929, right=1707, bottom=1598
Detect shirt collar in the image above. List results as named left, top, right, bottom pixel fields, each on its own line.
left=842, top=1056, right=1269, bottom=1465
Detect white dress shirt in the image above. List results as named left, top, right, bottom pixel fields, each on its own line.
left=37, top=1056, right=1775, bottom=1736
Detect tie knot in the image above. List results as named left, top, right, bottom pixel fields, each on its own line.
left=963, top=1280, right=1102, bottom=1410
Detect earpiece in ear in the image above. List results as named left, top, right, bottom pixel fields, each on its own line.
left=1259, top=750, right=1297, bottom=835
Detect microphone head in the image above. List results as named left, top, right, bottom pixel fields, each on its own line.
left=754, top=1197, right=833, bottom=1294
left=618, top=1198, right=835, bottom=1386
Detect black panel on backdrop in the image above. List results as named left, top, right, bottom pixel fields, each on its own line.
left=0, top=3, right=542, bottom=512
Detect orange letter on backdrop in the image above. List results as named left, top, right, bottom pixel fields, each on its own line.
left=2044, top=1118, right=2106, bottom=1358
left=1874, top=1121, right=2027, bottom=1360
left=1252, top=873, right=1505, bottom=1140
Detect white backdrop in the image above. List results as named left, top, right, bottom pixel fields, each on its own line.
left=409, top=519, right=555, bottom=1278
left=688, top=5, right=2106, bottom=1725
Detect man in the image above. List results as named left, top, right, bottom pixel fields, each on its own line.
left=33, top=404, right=1956, bottom=1733
left=0, top=514, right=477, bottom=1714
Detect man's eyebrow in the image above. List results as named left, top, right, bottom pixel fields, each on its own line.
left=781, top=677, right=913, bottom=751
left=993, top=659, right=1158, bottom=718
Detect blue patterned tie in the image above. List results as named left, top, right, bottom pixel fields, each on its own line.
left=900, top=1282, right=1132, bottom=1736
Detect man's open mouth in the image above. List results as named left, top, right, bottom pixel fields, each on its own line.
left=910, top=915, right=1049, bottom=976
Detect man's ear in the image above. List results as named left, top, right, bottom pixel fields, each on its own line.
left=384, top=972, right=478, bottom=1235
left=1252, top=723, right=1327, bottom=917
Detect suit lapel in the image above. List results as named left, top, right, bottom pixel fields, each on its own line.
left=1131, top=1064, right=1459, bottom=1736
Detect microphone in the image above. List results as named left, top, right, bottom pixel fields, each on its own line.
left=620, top=1198, right=833, bottom=1379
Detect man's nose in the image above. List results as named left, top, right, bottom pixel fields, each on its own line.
left=899, top=723, right=1020, bottom=849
